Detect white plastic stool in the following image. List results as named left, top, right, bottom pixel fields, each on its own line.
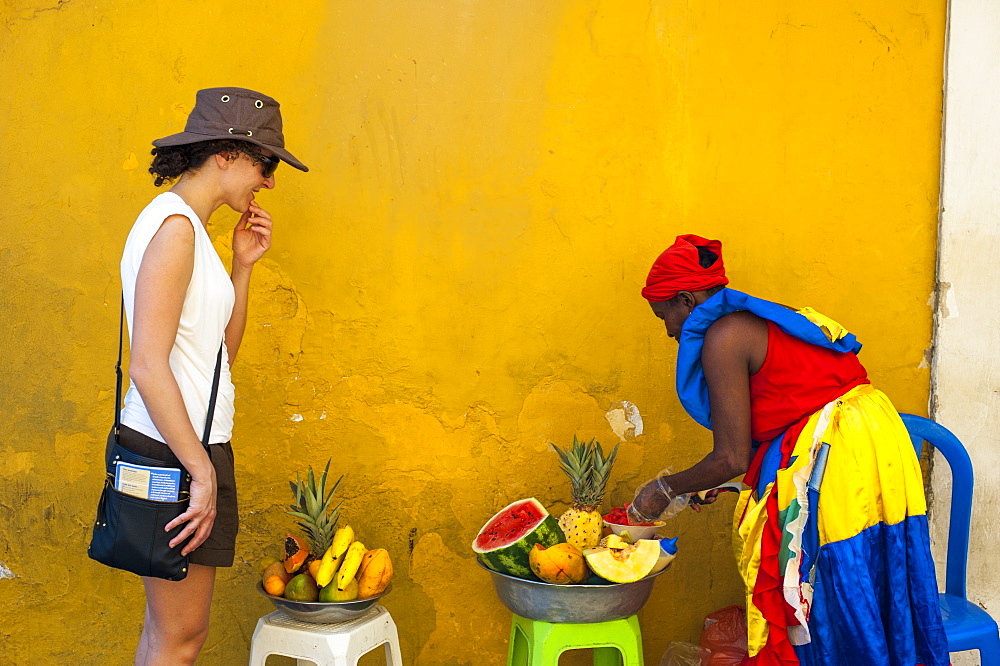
left=249, top=605, right=403, bottom=666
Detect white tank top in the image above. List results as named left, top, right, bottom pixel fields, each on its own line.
left=120, top=192, right=236, bottom=444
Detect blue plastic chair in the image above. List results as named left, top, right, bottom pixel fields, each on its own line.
left=900, top=413, right=1000, bottom=664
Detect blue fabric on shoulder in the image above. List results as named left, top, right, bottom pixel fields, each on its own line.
left=675, top=289, right=862, bottom=431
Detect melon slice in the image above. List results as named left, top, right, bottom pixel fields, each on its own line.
left=584, top=538, right=660, bottom=583
left=473, top=498, right=566, bottom=579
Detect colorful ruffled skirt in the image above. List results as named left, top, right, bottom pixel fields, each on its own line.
left=735, top=384, right=949, bottom=665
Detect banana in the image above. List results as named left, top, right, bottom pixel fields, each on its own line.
left=330, top=525, right=355, bottom=559
left=315, top=550, right=338, bottom=587
left=335, top=541, right=367, bottom=591
left=315, top=525, right=355, bottom=588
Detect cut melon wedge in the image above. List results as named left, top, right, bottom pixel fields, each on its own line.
left=584, top=538, right=660, bottom=583
left=473, top=498, right=566, bottom=579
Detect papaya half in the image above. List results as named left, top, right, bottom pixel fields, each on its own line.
left=283, top=534, right=309, bottom=574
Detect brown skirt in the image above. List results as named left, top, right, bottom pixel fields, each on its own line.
left=106, top=426, right=238, bottom=567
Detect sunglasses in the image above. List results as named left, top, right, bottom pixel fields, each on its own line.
left=254, top=154, right=280, bottom=178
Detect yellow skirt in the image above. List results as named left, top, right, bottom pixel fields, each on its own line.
left=733, top=385, right=946, bottom=664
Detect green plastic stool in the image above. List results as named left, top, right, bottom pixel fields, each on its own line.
left=506, top=614, right=644, bottom=666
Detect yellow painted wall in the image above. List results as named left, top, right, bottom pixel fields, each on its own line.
left=0, top=1, right=944, bottom=663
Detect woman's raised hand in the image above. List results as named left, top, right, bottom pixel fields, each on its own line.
left=233, top=200, right=273, bottom=269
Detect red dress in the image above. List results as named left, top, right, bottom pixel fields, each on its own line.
left=749, top=321, right=870, bottom=443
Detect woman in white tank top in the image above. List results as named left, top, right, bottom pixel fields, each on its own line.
left=120, top=88, right=307, bottom=665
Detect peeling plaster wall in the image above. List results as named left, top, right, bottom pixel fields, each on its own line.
left=933, top=2, right=1000, bottom=664
left=0, top=1, right=945, bottom=664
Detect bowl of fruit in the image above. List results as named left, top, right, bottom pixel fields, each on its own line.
left=603, top=504, right=664, bottom=541
left=257, top=580, right=393, bottom=624
left=257, top=527, right=396, bottom=624
left=473, top=498, right=677, bottom=624
left=475, top=556, right=670, bottom=624
left=473, top=441, right=678, bottom=622
left=255, top=461, right=395, bottom=624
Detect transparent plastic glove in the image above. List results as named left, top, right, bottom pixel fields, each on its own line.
left=627, top=469, right=693, bottom=524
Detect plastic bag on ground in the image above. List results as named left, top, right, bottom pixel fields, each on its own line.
left=699, top=605, right=748, bottom=665
left=659, top=641, right=710, bottom=666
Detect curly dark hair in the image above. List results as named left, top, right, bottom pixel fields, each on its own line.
left=149, top=139, right=270, bottom=187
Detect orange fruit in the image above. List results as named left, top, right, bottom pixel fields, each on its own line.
left=263, top=575, right=286, bottom=597
left=308, top=559, right=322, bottom=580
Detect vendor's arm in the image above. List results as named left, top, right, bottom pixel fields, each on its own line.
left=632, top=312, right=767, bottom=521
left=661, top=311, right=765, bottom=494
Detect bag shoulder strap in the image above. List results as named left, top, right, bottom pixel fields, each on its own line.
left=115, top=294, right=224, bottom=449
left=201, top=345, right=224, bottom=446
left=114, top=297, right=125, bottom=438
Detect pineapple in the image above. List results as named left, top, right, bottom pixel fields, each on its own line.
left=286, top=459, right=344, bottom=556
left=552, top=436, right=619, bottom=551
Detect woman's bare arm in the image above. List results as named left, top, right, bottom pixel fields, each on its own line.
left=224, top=200, right=273, bottom=365
left=631, top=312, right=768, bottom=525
left=128, top=214, right=217, bottom=554
left=661, top=312, right=766, bottom=494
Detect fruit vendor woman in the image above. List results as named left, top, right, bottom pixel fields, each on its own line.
left=627, top=234, right=949, bottom=665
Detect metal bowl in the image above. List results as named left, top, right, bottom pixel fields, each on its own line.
left=256, top=581, right=392, bottom=624
left=476, top=558, right=669, bottom=623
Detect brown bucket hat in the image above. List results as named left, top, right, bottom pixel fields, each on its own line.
left=152, top=87, right=308, bottom=172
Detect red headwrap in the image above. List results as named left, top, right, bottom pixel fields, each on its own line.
left=641, top=234, right=729, bottom=302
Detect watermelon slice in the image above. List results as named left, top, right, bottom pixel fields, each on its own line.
left=473, top=497, right=565, bottom=579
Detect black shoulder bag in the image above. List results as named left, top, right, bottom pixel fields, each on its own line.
left=87, top=298, right=223, bottom=581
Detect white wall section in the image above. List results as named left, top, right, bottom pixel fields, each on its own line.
left=934, top=1, right=1000, bottom=663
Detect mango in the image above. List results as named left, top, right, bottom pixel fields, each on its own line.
left=256, top=555, right=280, bottom=577
left=262, top=561, right=291, bottom=584
left=319, top=578, right=358, bottom=602
left=284, top=573, right=319, bottom=602
left=356, top=548, right=394, bottom=599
